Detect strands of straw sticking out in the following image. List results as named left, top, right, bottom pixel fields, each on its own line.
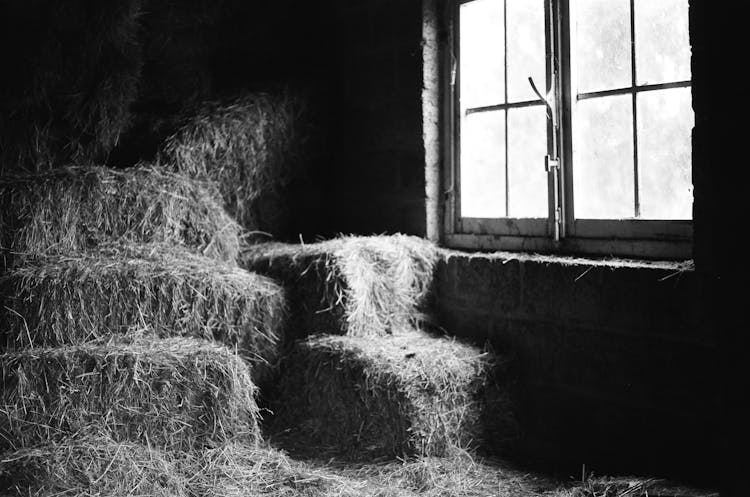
left=270, top=331, right=508, bottom=461
left=0, top=0, right=143, bottom=172
left=160, top=92, right=309, bottom=232
left=0, top=337, right=260, bottom=453
left=0, top=242, right=285, bottom=383
left=0, top=164, right=242, bottom=269
left=0, top=434, right=188, bottom=497
left=242, top=235, right=439, bottom=339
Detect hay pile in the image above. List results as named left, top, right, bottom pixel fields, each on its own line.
left=160, top=92, right=309, bottom=232
left=242, top=235, right=439, bottom=339
left=0, top=435, right=188, bottom=497
left=0, top=0, right=143, bottom=172
left=0, top=242, right=285, bottom=382
left=0, top=337, right=260, bottom=453
left=270, top=332, right=513, bottom=460
left=0, top=165, right=241, bottom=269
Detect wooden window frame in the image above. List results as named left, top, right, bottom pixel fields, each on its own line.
left=443, top=0, right=693, bottom=260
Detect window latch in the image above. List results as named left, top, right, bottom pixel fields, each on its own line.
left=545, top=155, right=559, bottom=172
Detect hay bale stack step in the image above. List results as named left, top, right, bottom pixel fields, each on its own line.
left=0, top=337, right=260, bottom=453
left=0, top=435, right=188, bottom=497
left=0, top=164, right=241, bottom=269
left=160, top=92, right=310, bottom=234
left=241, top=235, right=439, bottom=339
left=271, top=331, right=514, bottom=460
left=0, top=243, right=285, bottom=383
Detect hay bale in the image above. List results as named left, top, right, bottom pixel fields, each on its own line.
left=270, top=331, right=513, bottom=460
left=0, top=435, right=187, bottom=497
left=0, top=164, right=241, bottom=269
left=0, top=243, right=285, bottom=383
left=160, top=92, right=309, bottom=233
left=0, top=337, right=260, bottom=452
left=0, top=0, right=143, bottom=172
left=241, top=235, right=439, bottom=339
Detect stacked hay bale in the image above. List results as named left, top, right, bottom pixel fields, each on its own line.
left=0, top=243, right=285, bottom=384
left=0, top=435, right=189, bottom=497
left=244, top=235, right=517, bottom=460
left=0, top=164, right=241, bottom=269
left=0, top=337, right=260, bottom=452
left=160, top=92, right=311, bottom=237
left=0, top=159, right=288, bottom=493
left=271, top=332, right=507, bottom=460
left=241, top=234, right=439, bottom=339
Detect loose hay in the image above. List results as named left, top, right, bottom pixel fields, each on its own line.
left=0, top=243, right=285, bottom=383
left=270, top=332, right=514, bottom=461
left=241, top=235, right=439, bottom=339
left=0, top=164, right=241, bottom=268
left=0, top=337, right=260, bottom=452
left=0, top=435, right=187, bottom=497
left=160, top=92, right=310, bottom=232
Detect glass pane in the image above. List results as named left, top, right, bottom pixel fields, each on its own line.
left=507, top=0, right=546, bottom=103
left=637, top=88, right=693, bottom=219
left=574, top=95, right=634, bottom=219
left=460, top=111, right=506, bottom=217
left=460, top=0, right=505, bottom=109
left=634, top=0, right=691, bottom=85
left=508, top=105, right=548, bottom=217
left=576, top=0, right=632, bottom=93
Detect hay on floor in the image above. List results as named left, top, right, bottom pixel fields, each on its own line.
left=0, top=243, right=285, bottom=383
left=160, top=92, right=309, bottom=232
left=241, top=235, right=439, bottom=339
left=0, top=434, right=188, bottom=497
left=270, top=331, right=514, bottom=461
left=0, top=164, right=241, bottom=269
left=0, top=337, right=260, bottom=453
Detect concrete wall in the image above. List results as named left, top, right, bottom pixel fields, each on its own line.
left=435, top=252, right=718, bottom=483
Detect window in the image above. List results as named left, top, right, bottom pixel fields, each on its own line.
left=445, top=0, right=693, bottom=259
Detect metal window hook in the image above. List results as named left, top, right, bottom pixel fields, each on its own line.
left=528, top=76, right=558, bottom=128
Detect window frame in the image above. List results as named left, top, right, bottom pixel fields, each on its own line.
left=443, top=0, right=694, bottom=260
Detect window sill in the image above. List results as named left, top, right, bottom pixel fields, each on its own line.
left=444, top=233, right=693, bottom=261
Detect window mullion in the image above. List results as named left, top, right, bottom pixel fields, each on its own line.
left=503, top=0, right=509, bottom=218
left=559, top=0, right=574, bottom=238
left=630, top=0, right=640, bottom=218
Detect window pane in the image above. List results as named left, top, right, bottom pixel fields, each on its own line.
left=507, top=0, right=546, bottom=103
left=574, top=95, right=634, bottom=219
left=634, top=0, right=690, bottom=85
left=460, top=111, right=506, bottom=217
left=576, top=0, right=632, bottom=93
left=460, top=0, right=505, bottom=109
left=637, top=88, right=693, bottom=219
left=508, top=105, right=548, bottom=217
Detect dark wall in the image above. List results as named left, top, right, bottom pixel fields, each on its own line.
left=689, top=3, right=742, bottom=496
left=319, top=0, right=428, bottom=237
left=436, top=253, right=717, bottom=484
